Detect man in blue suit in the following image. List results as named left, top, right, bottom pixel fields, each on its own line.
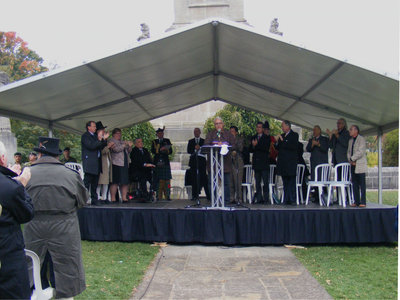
left=81, top=121, right=109, bottom=205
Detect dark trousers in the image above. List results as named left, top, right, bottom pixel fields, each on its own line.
left=191, top=168, right=210, bottom=199
left=254, top=169, right=269, bottom=203
left=351, top=167, right=366, bottom=205
left=40, top=251, right=55, bottom=289
left=282, top=175, right=296, bottom=204
left=84, top=173, right=99, bottom=203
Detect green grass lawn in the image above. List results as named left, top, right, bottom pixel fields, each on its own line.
left=292, top=244, right=398, bottom=299
left=76, top=241, right=159, bottom=300
left=367, top=190, right=398, bottom=206
left=292, top=191, right=398, bottom=299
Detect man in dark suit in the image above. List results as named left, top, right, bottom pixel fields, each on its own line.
left=327, top=118, right=350, bottom=166
left=151, top=128, right=173, bottom=201
left=249, top=121, right=270, bottom=203
left=275, top=120, right=299, bottom=205
left=306, top=125, right=329, bottom=180
left=187, top=128, right=209, bottom=200
left=81, top=121, right=109, bottom=205
left=130, top=138, right=155, bottom=198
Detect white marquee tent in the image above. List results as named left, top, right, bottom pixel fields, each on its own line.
left=0, top=19, right=398, bottom=202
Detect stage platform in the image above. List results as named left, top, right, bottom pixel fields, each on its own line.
left=78, top=199, right=397, bottom=245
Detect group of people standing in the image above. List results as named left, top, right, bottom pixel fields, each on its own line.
left=81, top=121, right=173, bottom=205
left=186, top=116, right=367, bottom=207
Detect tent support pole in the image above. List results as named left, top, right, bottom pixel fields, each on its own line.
left=378, top=128, right=383, bottom=204
left=48, top=122, right=53, bottom=138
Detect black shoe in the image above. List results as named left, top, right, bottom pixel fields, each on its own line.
left=102, top=200, right=112, bottom=205
left=291, top=202, right=297, bottom=206
left=167, top=197, right=171, bottom=201
left=91, top=200, right=102, bottom=206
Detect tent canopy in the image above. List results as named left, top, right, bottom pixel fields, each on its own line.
left=0, top=19, right=398, bottom=135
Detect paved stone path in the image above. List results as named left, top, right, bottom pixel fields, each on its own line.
left=133, top=245, right=331, bottom=299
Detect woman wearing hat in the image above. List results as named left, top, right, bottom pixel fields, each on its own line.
left=109, top=128, right=133, bottom=202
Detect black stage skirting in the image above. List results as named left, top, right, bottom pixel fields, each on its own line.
left=78, top=201, right=397, bottom=245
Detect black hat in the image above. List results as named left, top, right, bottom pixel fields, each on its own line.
left=14, top=152, right=22, bottom=156
left=34, top=137, right=62, bottom=156
left=262, top=121, right=270, bottom=129
left=96, top=121, right=107, bottom=131
left=156, top=128, right=164, bottom=133
left=63, top=147, right=70, bottom=152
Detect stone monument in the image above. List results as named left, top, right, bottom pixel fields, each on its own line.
left=269, top=18, right=283, bottom=36
left=151, top=0, right=249, bottom=189
left=167, top=0, right=247, bottom=31
left=137, top=23, right=150, bottom=41
left=0, top=72, right=17, bottom=164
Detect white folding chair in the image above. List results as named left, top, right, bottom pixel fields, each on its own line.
left=65, top=162, right=84, bottom=180
left=242, top=164, right=254, bottom=204
left=296, top=164, right=306, bottom=205
left=305, top=163, right=331, bottom=206
left=170, top=186, right=183, bottom=200
left=25, top=249, right=55, bottom=300
left=327, top=163, right=354, bottom=207
left=269, top=164, right=277, bottom=204
left=280, top=164, right=306, bottom=205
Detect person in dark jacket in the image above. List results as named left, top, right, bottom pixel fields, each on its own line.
left=24, top=137, right=89, bottom=299
left=129, top=138, right=155, bottom=198
left=306, top=125, right=329, bottom=180
left=151, top=127, right=173, bottom=201
left=81, top=121, right=109, bottom=205
left=327, top=118, right=350, bottom=166
left=187, top=128, right=209, bottom=201
left=0, top=141, right=34, bottom=300
left=249, top=122, right=270, bottom=203
left=275, top=120, right=299, bottom=205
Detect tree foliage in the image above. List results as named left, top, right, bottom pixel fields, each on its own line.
left=383, top=129, right=398, bottom=167
left=0, top=31, right=48, bottom=81
left=10, top=119, right=81, bottom=162
left=203, top=104, right=281, bottom=139
left=121, top=122, right=156, bottom=151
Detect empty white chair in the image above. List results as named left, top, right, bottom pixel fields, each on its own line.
left=65, top=162, right=84, bottom=180
left=242, top=164, right=254, bottom=204
left=296, top=164, right=306, bottom=205
left=327, top=163, right=354, bottom=207
left=25, top=249, right=55, bottom=300
left=269, top=164, right=277, bottom=204
left=305, top=163, right=331, bottom=206
left=170, top=186, right=183, bottom=200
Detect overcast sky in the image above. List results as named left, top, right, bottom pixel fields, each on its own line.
left=1, top=0, right=398, bottom=79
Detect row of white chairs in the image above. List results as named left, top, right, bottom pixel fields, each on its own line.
left=241, top=163, right=354, bottom=207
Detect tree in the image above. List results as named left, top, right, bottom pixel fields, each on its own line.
left=0, top=31, right=48, bottom=81
left=121, top=122, right=156, bottom=151
left=203, top=104, right=281, bottom=139
left=383, top=129, right=398, bottom=167
left=10, top=119, right=81, bottom=162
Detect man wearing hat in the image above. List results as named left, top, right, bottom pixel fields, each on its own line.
left=60, top=147, right=77, bottom=164
left=151, top=127, right=173, bottom=201
left=81, top=121, right=109, bottom=205
left=24, top=136, right=89, bottom=299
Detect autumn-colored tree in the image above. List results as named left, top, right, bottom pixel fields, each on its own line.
left=0, top=31, right=48, bottom=81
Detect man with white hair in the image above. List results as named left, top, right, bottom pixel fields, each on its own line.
left=204, top=117, right=236, bottom=204
left=0, top=141, right=34, bottom=299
